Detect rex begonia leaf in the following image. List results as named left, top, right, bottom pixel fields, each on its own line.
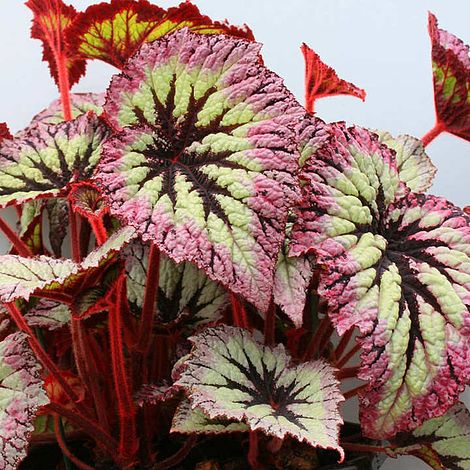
left=45, top=199, right=69, bottom=257
left=68, top=181, right=109, bottom=221
left=97, top=30, right=304, bottom=311
left=0, top=226, right=135, bottom=303
left=24, top=299, right=71, bottom=330
left=124, top=241, right=227, bottom=326
left=30, top=93, right=105, bottom=126
left=301, top=43, right=366, bottom=114
left=429, top=13, right=470, bottom=142
left=289, top=123, right=470, bottom=439
left=67, top=0, right=254, bottom=70
left=26, top=0, right=86, bottom=88
left=18, top=201, right=43, bottom=254
left=392, top=402, right=470, bottom=470
left=0, top=113, right=109, bottom=208
left=171, top=399, right=249, bottom=435
left=0, top=331, right=49, bottom=470
left=376, top=131, right=437, bottom=192
left=0, top=124, right=12, bottom=144
left=175, top=325, right=344, bottom=458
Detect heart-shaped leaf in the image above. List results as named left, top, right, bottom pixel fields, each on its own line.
left=0, top=226, right=135, bottom=303
left=301, top=43, right=366, bottom=114
left=67, top=0, right=254, bottom=69
left=0, top=331, right=49, bottom=470
left=376, top=131, right=437, bottom=192
left=97, top=30, right=304, bottom=311
left=175, top=325, right=344, bottom=458
left=26, top=0, right=86, bottom=88
left=290, top=123, right=470, bottom=439
left=428, top=13, right=470, bottom=142
left=392, top=402, right=470, bottom=470
left=0, top=113, right=109, bottom=208
left=171, top=399, right=249, bottom=435
left=124, top=241, right=227, bottom=327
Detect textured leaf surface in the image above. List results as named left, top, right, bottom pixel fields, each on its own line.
left=290, top=123, right=470, bottom=439
left=171, top=399, right=248, bottom=435
left=69, top=182, right=108, bottom=220
left=301, top=43, right=365, bottom=113
left=175, top=326, right=344, bottom=457
left=377, top=131, right=437, bottom=192
left=67, top=0, right=254, bottom=69
left=429, top=13, right=470, bottom=142
left=393, top=402, right=470, bottom=470
left=0, top=124, right=12, bottom=144
left=97, top=30, right=304, bottom=311
left=30, top=93, right=105, bottom=126
left=0, top=332, right=49, bottom=470
left=26, top=0, right=86, bottom=87
left=45, top=199, right=69, bottom=257
left=124, top=241, right=227, bottom=326
left=0, top=113, right=109, bottom=208
left=135, top=383, right=179, bottom=406
left=24, top=300, right=70, bottom=330
left=0, top=227, right=135, bottom=303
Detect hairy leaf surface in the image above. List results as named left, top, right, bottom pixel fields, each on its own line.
left=429, top=13, right=470, bottom=142
left=0, top=113, right=109, bottom=208
left=290, top=123, right=470, bottom=438
left=97, top=30, right=304, bottom=311
left=393, top=402, right=470, bottom=470
left=377, top=131, right=437, bottom=192
left=301, top=43, right=365, bottom=113
left=26, top=0, right=86, bottom=87
left=67, top=0, right=254, bottom=69
left=175, top=325, right=344, bottom=457
left=0, top=332, right=49, bottom=470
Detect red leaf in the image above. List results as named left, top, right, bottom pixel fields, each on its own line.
left=428, top=12, right=470, bottom=142
left=26, top=0, right=86, bottom=88
left=301, top=43, right=366, bottom=113
left=0, top=123, right=12, bottom=144
left=66, top=0, right=255, bottom=69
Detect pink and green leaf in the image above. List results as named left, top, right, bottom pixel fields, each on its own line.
left=97, top=30, right=304, bottom=311
left=24, top=299, right=70, bottom=330
left=392, top=402, right=470, bottom=470
left=0, top=331, right=49, bottom=470
left=0, top=226, right=135, bottom=303
left=376, top=131, right=437, bottom=192
left=175, top=325, right=344, bottom=458
left=428, top=12, right=470, bottom=142
left=26, top=0, right=86, bottom=88
left=290, top=123, right=470, bottom=439
left=171, top=399, right=249, bottom=435
left=30, top=93, right=105, bottom=126
left=0, top=113, right=109, bottom=208
left=301, top=43, right=366, bottom=114
left=124, top=241, right=227, bottom=326
left=66, top=0, right=254, bottom=69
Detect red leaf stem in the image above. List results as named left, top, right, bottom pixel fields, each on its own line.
left=337, top=366, right=360, bottom=380
left=54, top=50, right=73, bottom=121
left=343, top=384, right=368, bottom=400
left=230, top=293, right=249, bottom=329
left=53, top=413, right=94, bottom=470
left=302, top=314, right=332, bottom=361
left=135, top=242, right=160, bottom=353
left=109, top=276, right=138, bottom=461
left=0, top=215, right=33, bottom=257
left=421, top=121, right=445, bottom=146
left=263, top=301, right=276, bottom=346
left=90, top=217, right=108, bottom=245
left=248, top=430, right=260, bottom=469
left=334, top=327, right=354, bottom=360
left=32, top=291, right=73, bottom=304
left=336, top=343, right=361, bottom=368
left=155, top=435, right=197, bottom=470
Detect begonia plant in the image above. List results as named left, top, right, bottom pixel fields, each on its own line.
left=0, top=1, right=468, bottom=469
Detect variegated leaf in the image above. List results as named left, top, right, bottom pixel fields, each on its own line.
left=290, top=123, right=470, bottom=439
left=0, top=113, right=109, bottom=208
left=0, top=332, right=49, bottom=470
left=97, top=30, right=304, bottom=311
left=24, top=299, right=70, bottom=330
left=392, top=402, right=470, bottom=470
left=377, top=131, right=437, bottom=192
left=175, top=325, right=344, bottom=458
left=124, top=241, right=227, bottom=326
left=171, top=399, right=249, bottom=435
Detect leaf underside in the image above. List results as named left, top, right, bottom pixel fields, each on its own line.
left=175, top=325, right=345, bottom=459
left=97, top=29, right=304, bottom=311
left=290, top=122, right=470, bottom=439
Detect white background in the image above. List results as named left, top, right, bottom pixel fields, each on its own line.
left=1, top=1, right=469, bottom=468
